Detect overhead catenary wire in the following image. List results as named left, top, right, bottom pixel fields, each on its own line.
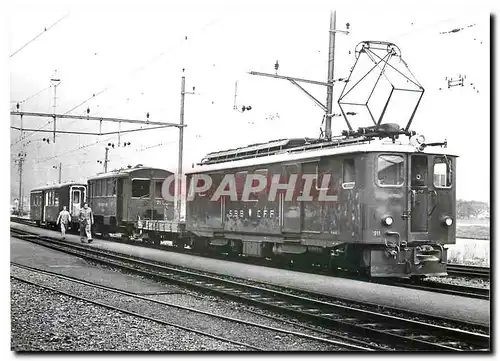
left=10, top=13, right=70, bottom=58
left=10, top=15, right=222, bottom=153
left=60, top=17, right=221, bottom=128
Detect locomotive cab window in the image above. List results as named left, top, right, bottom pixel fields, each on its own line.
left=342, top=159, right=355, bottom=189
left=132, top=179, right=150, bottom=198
left=377, top=155, right=404, bottom=186
left=433, top=157, right=452, bottom=188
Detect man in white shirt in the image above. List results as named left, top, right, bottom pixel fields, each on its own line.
left=56, top=206, right=71, bottom=240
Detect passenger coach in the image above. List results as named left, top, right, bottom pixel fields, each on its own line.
left=87, top=165, right=174, bottom=238
left=30, top=182, right=86, bottom=229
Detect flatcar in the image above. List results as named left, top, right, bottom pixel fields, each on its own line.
left=87, top=165, right=174, bottom=238
left=29, top=182, right=87, bottom=230
left=182, top=127, right=456, bottom=278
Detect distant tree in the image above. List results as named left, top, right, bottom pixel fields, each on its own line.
left=457, top=199, right=489, bottom=219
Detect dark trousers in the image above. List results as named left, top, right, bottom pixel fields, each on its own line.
left=80, top=222, right=92, bottom=240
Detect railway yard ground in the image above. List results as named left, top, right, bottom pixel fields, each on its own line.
left=10, top=220, right=491, bottom=352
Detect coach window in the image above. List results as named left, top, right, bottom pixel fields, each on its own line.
left=111, top=179, right=117, bottom=196
left=106, top=179, right=114, bottom=196
left=54, top=193, right=59, bottom=206
left=377, top=155, right=404, bottom=186
left=96, top=180, right=102, bottom=197
left=132, top=179, right=150, bottom=198
left=100, top=180, right=105, bottom=196
left=433, top=156, right=453, bottom=188
left=342, top=159, right=355, bottom=189
left=154, top=180, right=163, bottom=198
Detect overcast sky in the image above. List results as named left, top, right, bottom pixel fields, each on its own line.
left=7, top=0, right=492, bottom=203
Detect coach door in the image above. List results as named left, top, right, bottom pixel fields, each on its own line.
left=43, top=192, right=49, bottom=222
left=70, top=187, right=82, bottom=217
left=409, top=155, right=429, bottom=238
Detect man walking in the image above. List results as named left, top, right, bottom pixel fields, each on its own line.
left=56, top=206, right=71, bottom=240
left=79, top=203, right=94, bottom=243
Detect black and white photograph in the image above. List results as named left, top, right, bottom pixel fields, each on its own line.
left=5, top=0, right=492, bottom=353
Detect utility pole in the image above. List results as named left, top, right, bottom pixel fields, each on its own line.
left=177, top=76, right=195, bottom=221
left=15, top=151, right=27, bottom=214
left=51, top=74, right=61, bottom=143
left=104, top=147, right=109, bottom=173
left=248, top=11, right=349, bottom=140
left=325, top=11, right=337, bottom=140
left=233, top=81, right=238, bottom=110
left=52, top=163, right=62, bottom=183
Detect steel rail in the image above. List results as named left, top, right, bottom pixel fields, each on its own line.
left=11, top=262, right=369, bottom=351
left=11, top=275, right=261, bottom=350
left=10, top=218, right=490, bottom=296
left=10, top=226, right=490, bottom=351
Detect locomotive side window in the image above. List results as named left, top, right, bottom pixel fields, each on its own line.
left=132, top=179, right=150, bottom=198
left=342, top=159, right=355, bottom=189
left=235, top=171, right=248, bottom=199
left=377, top=155, right=404, bottom=186
left=433, top=157, right=452, bottom=187
left=154, top=180, right=163, bottom=198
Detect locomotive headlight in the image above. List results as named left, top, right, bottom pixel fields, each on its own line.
left=443, top=217, right=453, bottom=227
left=382, top=216, right=394, bottom=226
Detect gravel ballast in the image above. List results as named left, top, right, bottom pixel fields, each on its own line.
left=10, top=279, right=249, bottom=351
left=11, top=267, right=347, bottom=351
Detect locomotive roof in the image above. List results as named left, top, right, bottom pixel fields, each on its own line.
left=87, top=166, right=172, bottom=181
left=30, top=182, right=87, bottom=192
left=188, top=140, right=458, bottom=174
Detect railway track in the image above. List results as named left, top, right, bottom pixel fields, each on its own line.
left=446, top=264, right=490, bottom=279
left=10, top=218, right=490, bottom=300
left=11, top=226, right=490, bottom=351
left=11, top=262, right=373, bottom=351
left=386, top=279, right=489, bottom=300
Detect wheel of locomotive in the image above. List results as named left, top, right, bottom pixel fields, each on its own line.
left=228, top=239, right=243, bottom=258
left=191, top=237, right=209, bottom=253
left=148, top=231, right=161, bottom=246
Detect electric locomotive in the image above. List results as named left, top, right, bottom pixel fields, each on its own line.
left=184, top=126, right=456, bottom=278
